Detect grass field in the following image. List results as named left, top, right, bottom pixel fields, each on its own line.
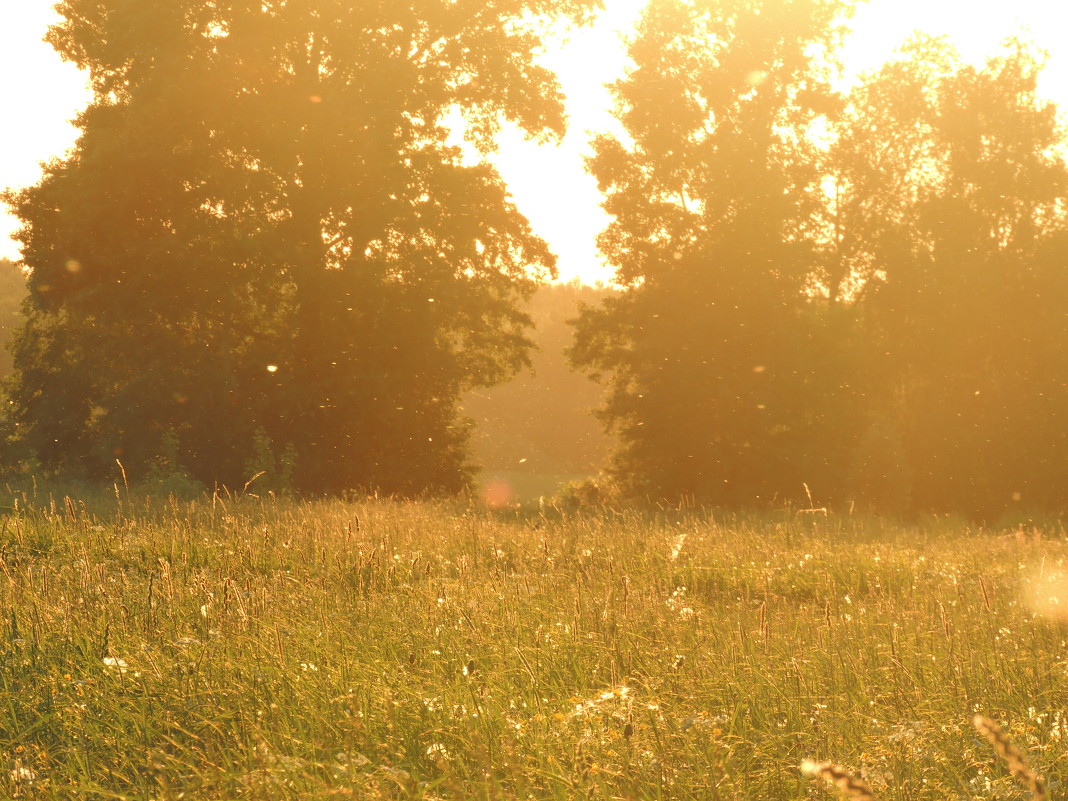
left=1, top=492, right=1066, bottom=799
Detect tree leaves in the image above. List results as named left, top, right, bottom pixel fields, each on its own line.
left=4, top=0, right=601, bottom=493
left=573, top=0, right=857, bottom=505
left=574, top=5, right=1068, bottom=516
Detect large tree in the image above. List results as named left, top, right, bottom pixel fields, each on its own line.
left=571, top=0, right=860, bottom=505
left=832, top=38, right=1068, bottom=516
left=2, top=0, right=600, bottom=492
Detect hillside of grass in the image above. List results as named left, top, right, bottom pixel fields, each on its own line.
left=1, top=493, right=1065, bottom=799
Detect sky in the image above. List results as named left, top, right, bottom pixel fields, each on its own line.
left=3, top=1, right=1068, bottom=283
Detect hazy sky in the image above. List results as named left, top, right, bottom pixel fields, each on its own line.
left=3, top=1, right=1068, bottom=283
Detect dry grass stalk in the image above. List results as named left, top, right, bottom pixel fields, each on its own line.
left=801, top=760, right=875, bottom=801
left=973, top=715, right=1047, bottom=801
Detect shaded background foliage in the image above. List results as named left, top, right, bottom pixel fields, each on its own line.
left=0, top=259, right=23, bottom=378
left=827, top=37, right=1068, bottom=517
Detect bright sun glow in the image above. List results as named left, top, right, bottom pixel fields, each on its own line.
left=3, top=0, right=1068, bottom=283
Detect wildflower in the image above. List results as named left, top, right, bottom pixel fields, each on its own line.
left=9, top=759, right=36, bottom=785
left=336, top=752, right=370, bottom=768
left=103, top=657, right=137, bottom=677
left=426, top=743, right=450, bottom=760
left=378, top=765, right=411, bottom=785
left=669, top=532, right=687, bottom=561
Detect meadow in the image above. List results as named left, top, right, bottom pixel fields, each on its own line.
left=0, top=490, right=1065, bottom=799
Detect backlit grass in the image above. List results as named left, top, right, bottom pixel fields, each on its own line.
left=1, top=493, right=1066, bottom=799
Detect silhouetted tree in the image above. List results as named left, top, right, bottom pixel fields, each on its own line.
left=571, top=0, right=861, bottom=505
left=833, top=37, right=1068, bottom=516
left=2, top=0, right=601, bottom=493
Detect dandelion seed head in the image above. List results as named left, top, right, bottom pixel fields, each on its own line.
left=9, top=760, right=37, bottom=785
left=103, top=657, right=138, bottom=677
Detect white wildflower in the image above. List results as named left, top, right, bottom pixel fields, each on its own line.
left=669, top=532, right=687, bottom=562
left=9, top=759, right=36, bottom=785
left=103, top=657, right=138, bottom=677
left=426, top=743, right=451, bottom=760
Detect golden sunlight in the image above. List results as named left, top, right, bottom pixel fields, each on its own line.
left=493, top=0, right=1068, bottom=283
left=3, top=0, right=1068, bottom=281
left=0, top=2, right=92, bottom=257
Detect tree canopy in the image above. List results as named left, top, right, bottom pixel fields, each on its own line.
left=572, top=4, right=1068, bottom=517
left=831, top=37, right=1068, bottom=516
left=571, top=0, right=861, bottom=505
left=6, top=0, right=1068, bottom=517
left=2, top=0, right=601, bottom=493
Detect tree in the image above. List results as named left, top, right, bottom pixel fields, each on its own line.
left=832, top=37, right=1068, bottom=516
left=2, top=0, right=601, bottom=492
left=0, top=259, right=26, bottom=378
left=571, top=0, right=860, bottom=505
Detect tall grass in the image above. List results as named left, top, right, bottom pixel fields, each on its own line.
left=1, top=493, right=1066, bottom=799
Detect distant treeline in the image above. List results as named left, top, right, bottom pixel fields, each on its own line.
left=462, top=282, right=613, bottom=480
left=3, top=0, right=1068, bottom=519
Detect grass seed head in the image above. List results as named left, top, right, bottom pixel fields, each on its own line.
left=972, top=715, right=1047, bottom=801
left=801, top=760, right=875, bottom=801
